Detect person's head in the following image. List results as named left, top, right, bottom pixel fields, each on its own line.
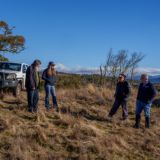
left=141, top=74, right=149, bottom=84
left=32, top=59, right=41, bottom=71
left=47, top=61, right=56, bottom=76
left=118, top=73, right=126, bottom=82
left=48, top=61, right=55, bottom=70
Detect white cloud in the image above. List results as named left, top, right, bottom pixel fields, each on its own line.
left=55, top=63, right=70, bottom=71
left=55, top=62, right=160, bottom=76
left=55, top=63, right=99, bottom=74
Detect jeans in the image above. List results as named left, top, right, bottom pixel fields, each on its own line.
left=45, top=85, right=58, bottom=109
left=27, top=89, right=39, bottom=112
left=136, top=100, right=152, bottom=118
left=109, top=98, right=128, bottom=118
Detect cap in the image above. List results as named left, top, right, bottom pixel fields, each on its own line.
left=49, top=61, right=55, bottom=66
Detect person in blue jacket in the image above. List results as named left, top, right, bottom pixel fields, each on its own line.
left=134, top=74, right=157, bottom=128
left=42, top=61, right=59, bottom=112
left=108, top=73, right=131, bottom=120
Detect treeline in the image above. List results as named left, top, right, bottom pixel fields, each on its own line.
left=53, top=48, right=145, bottom=89
left=39, top=73, right=108, bottom=90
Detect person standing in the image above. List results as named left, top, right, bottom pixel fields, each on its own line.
left=134, top=74, right=157, bottom=128
left=25, top=59, right=41, bottom=112
left=42, top=61, right=59, bottom=112
left=108, top=74, right=131, bottom=120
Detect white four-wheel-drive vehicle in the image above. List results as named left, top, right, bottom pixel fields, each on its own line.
left=0, top=61, right=28, bottom=97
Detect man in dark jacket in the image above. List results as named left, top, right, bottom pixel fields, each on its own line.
left=25, top=59, right=41, bottom=112
left=134, top=74, right=157, bottom=128
left=108, top=74, right=131, bottom=120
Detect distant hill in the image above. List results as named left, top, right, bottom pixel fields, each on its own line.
left=56, top=70, right=160, bottom=84
left=134, top=75, right=160, bottom=83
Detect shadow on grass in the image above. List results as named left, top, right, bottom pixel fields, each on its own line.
left=60, top=106, right=107, bottom=122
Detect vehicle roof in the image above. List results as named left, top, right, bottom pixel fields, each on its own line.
left=0, top=61, right=29, bottom=65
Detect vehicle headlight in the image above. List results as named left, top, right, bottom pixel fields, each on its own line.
left=6, top=73, right=16, bottom=80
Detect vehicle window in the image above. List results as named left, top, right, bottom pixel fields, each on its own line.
left=0, top=63, right=21, bottom=71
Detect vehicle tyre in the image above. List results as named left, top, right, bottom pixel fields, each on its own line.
left=13, top=83, right=21, bottom=97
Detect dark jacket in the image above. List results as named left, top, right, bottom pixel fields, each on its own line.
left=137, top=81, right=157, bottom=103
left=25, top=65, right=40, bottom=90
left=114, top=81, right=131, bottom=100
left=42, top=69, right=57, bottom=86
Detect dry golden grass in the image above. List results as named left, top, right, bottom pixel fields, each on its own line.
left=0, top=84, right=160, bottom=160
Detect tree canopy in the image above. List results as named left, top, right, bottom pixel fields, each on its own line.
left=0, top=21, right=25, bottom=54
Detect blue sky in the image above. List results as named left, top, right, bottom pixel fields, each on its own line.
left=1, top=0, right=160, bottom=70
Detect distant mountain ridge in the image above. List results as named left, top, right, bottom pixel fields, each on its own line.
left=134, top=75, right=160, bottom=83
left=55, top=63, right=160, bottom=83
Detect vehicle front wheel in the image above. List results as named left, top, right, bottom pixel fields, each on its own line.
left=13, top=83, right=21, bottom=97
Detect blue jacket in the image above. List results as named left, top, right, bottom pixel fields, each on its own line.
left=115, top=81, right=131, bottom=100
left=42, top=69, right=57, bottom=86
left=137, top=82, right=157, bottom=103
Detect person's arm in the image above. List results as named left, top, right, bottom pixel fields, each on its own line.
left=125, top=82, right=131, bottom=97
left=25, top=68, right=29, bottom=89
left=136, top=84, right=141, bottom=100
left=114, top=83, right=118, bottom=98
left=42, top=70, right=51, bottom=83
left=38, top=71, right=41, bottom=88
left=30, top=67, right=35, bottom=89
left=150, top=84, right=157, bottom=102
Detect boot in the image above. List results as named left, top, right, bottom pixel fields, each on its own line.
left=145, top=117, right=150, bottom=128
left=55, top=105, right=59, bottom=113
left=133, top=114, right=140, bottom=128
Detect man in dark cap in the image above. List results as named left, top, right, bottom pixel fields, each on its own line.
left=25, top=59, right=41, bottom=112
left=107, top=73, right=131, bottom=120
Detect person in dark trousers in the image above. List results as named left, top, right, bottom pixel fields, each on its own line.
left=42, top=61, right=59, bottom=112
left=134, top=74, right=157, bottom=128
left=25, top=59, right=41, bottom=113
left=108, top=73, right=131, bottom=120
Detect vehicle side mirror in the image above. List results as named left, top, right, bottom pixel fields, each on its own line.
left=23, top=68, right=27, bottom=73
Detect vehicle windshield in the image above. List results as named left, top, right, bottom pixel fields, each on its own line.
left=0, top=62, right=21, bottom=71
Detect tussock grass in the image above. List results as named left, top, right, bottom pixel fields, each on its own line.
left=0, top=84, right=160, bottom=160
